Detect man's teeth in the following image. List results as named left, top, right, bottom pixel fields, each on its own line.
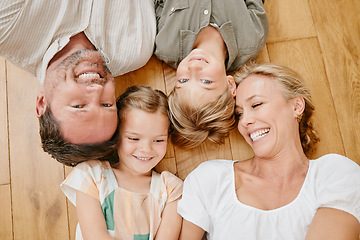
left=79, top=72, right=100, bottom=79
left=250, top=129, right=270, bottom=141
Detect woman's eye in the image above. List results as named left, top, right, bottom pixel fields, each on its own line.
left=252, top=103, right=262, bottom=108
left=235, top=111, right=243, bottom=118
left=202, top=79, right=211, bottom=84
left=179, top=79, right=188, bottom=83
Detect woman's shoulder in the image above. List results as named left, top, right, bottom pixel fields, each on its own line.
left=194, top=159, right=236, bottom=173
left=311, top=153, right=359, bottom=171
left=184, top=159, right=236, bottom=186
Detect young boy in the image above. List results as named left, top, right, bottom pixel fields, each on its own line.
left=155, top=0, right=269, bottom=148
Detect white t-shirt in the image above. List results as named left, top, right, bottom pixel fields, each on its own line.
left=0, top=0, right=156, bottom=83
left=178, top=154, right=360, bottom=240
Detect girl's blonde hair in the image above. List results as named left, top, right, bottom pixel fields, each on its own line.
left=116, top=85, right=169, bottom=123
left=234, top=62, right=319, bottom=154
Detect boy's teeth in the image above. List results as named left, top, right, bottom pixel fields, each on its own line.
left=250, top=129, right=270, bottom=141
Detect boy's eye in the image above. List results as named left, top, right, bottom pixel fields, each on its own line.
left=72, top=104, right=84, bottom=109
left=201, top=79, right=211, bottom=84
left=179, top=79, right=188, bottom=83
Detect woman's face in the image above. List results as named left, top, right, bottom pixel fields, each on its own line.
left=235, top=75, right=299, bottom=158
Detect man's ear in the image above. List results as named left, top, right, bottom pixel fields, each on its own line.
left=227, top=75, right=237, bottom=97
left=293, top=96, right=305, bottom=116
left=36, top=90, right=48, bottom=118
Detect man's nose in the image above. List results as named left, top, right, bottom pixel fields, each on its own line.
left=86, top=83, right=104, bottom=92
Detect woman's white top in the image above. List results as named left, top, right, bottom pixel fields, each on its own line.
left=178, top=154, right=360, bottom=240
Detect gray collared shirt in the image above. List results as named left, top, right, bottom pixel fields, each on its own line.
left=155, top=0, right=269, bottom=72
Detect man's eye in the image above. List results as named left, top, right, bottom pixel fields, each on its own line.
left=179, top=79, right=188, bottom=83
left=102, top=103, right=113, bottom=107
left=202, top=79, right=212, bottom=84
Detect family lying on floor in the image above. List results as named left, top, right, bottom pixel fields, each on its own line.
left=1, top=0, right=359, bottom=239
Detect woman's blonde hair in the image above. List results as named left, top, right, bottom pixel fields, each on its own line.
left=116, top=85, right=169, bottom=123
left=234, top=62, right=319, bottom=154
left=168, top=87, right=236, bottom=148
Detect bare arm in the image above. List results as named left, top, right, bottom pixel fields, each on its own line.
left=306, top=207, right=360, bottom=240
left=76, top=190, right=115, bottom=240
left=179, top=219, right=205, bottom=240
left=155, top=200, right=182, bottom=240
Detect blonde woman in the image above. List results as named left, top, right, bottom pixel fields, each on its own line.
left=178, top=63, right=360, bottom=239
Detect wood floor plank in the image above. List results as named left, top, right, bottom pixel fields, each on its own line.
left=0, top=184, right=12, bottom=240
left=267, top=38, right=345, bottom=158
left=0, top=57, right=10, bottom=184
left=64, top=167, right=77, bottom=240
left=7, top=63, right=69, bottom=240
left=309, top=0, right=360, bottom=164
left=174, top=139, right=233, bottom=180
left=265, top=0, right=316, bottom=43
left=115, top=56, right=166, bottom=96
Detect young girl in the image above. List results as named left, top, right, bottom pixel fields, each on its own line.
left=61, top=85, right=183, bottom=240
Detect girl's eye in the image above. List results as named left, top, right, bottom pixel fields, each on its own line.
left=102, top=103, right=113, bottom=107
left=128, top=137, right=139, bottom=141
left=179, top=79, right=188, bottom=83
left=202, top=79, right=212, bottom=84
left=154, top=139, right=166, bottom=143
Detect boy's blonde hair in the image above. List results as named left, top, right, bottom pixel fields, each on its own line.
left=234, top=62, right=319, bottom=154
left=168, top=87, right=236, bottom=148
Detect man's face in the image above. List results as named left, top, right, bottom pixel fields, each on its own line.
left=39, top=50, right=118, bottom=144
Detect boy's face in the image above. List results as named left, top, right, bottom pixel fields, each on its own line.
left=176, top=49, right=236, bottom=105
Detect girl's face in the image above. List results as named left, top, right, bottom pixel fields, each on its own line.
left=117, top=108, right=169, bottom=175
left=235, top=75, right=300, bottom=158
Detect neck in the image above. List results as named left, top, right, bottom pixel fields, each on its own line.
left=47, top=32, right=95, bottom=70
left=251, top=149, right=309, bottom=180
left=192, top=26, right=228, bottom=62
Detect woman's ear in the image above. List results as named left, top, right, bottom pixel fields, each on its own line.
left=293, top=96, right=305, bottom=116
left=36, top=90, right=48, bottom=117
left=227, top=75, right=237, bottom=97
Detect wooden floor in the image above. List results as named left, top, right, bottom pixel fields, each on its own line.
left=1, top=0, right=360, bottom=239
